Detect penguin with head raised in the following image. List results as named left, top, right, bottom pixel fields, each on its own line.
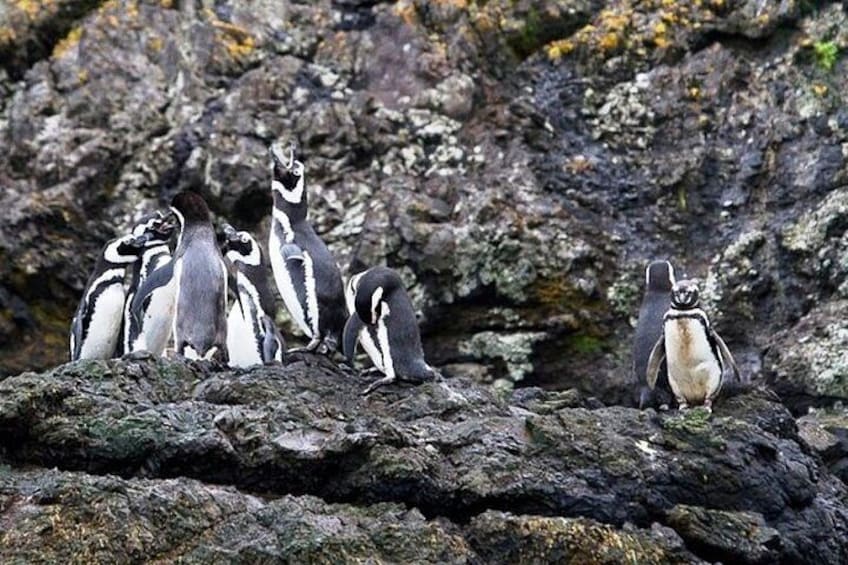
left=632, top=260, right=675, bottom=409
left=70, top=232, right=152, bottom=361
left=122, top=211, right=176, bottom=356
left=267, top=143, right=346, bottom=354
left=133, top=191, right=230, bottom=362
left=646, top=279, right=740, bottom=412
left=222, top=223, right=285, bottom=367
left=344, top=266, right=440, bottom=395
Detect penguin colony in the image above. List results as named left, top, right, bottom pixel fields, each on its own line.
left=71, top=145, right=744, bottom=405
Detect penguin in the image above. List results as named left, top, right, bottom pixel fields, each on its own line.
left=70, top=232, right=152, bottom=361
left=342, top=272, right=384, bottom=374
left=122, top=211, right=176, bottom=356
left=646, top=279, right=740, bottom=412
left=343, top=266, right=440, bottom=395
left=221, top=223, right=285, bottom=367
left=134, top=191, right=230, bottom=362
left=632, top=260, right=675, bottom=409
left=267, top=143, right=346, bottom=353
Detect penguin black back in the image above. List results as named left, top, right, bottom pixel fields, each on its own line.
left=633, top=260, right=675, bottom=408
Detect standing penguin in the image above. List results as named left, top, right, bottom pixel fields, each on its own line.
left=632, top=260, right=675, bottom=409
left=134, top=191, right=230, bottom=362
left=122, top=211, right=176, bottom=356
left=70, top=232, right=151, bottom=361
left=646, top=279, right=740, bottom=412
left=343, top=266, right=440, bottom=395
left=222, top=223, right=285, bottom=367
left=268, top=143, right=346, bottom=353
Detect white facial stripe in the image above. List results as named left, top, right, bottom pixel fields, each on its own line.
left=103, top=238, right=138, bottom=264
left=170, top=206, right=185, bottom=249
left=370, top=286, right=384, bottom=325
left=272, top=175, right=305, bottom=204
left=345, top=273, right=363, bottom=314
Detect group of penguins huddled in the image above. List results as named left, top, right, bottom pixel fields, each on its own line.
left=71, top=143, right=745, bottom=406
left=70, top=144, right=438, bottom=395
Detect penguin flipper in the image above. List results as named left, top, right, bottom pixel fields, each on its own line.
left=70, top=301, right=85, bottom=361
left=130, top=261, right=174, bottom=325
left=281, top=243, right=304, bottom=262
left=261, top=315, right=285, bottom=363
left=645, top=337, right=665, bottom=390
left=712, top=329, right=743, bottom=383
left=342, top=313, right=364, bottom=364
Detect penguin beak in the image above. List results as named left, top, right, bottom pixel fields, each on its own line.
left=222, top=223, right=237, bottom=239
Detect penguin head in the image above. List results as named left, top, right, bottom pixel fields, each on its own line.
left=132, top=211, right=176, bottom=243
left=353, top=267, right=403, bottom=326
left=270, top=142, right=306, bottom=205
left=103, top=233, right=151, bottom=264
left=645, top=260, right=675, bottom=292
left=221, top=223, right=261, bottom=266
left=170, top=191, right=211, bottom=229
left=671, top=279, right=700, bottom=310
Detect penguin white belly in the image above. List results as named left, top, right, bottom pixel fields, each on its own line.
left=359, top=327, right=385, bottom=372
left=376, top=307, right=395, bottom=379
left=78, top=284, right=125, bottom=360
left=141, top=280, right=176, bottom=356
left=665, top=319, right=722, bottom=404
left=226, top=304, right=262, bottom=367
left=269, top=229, right=311, bottom=337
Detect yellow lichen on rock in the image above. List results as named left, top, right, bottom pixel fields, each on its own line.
left=52, top=26, right=82, bottom=58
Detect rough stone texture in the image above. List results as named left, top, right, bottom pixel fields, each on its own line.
left=798, top=407, right=848, bottom=485
left=0, top=0, right=846, bottom=410
left=1, top=357, right=847, bottom=563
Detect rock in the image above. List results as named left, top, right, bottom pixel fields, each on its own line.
left=798, top=407, right=848, bottom=485
left=466, top=511, right=702, bottom=564
left=1, top=358, right=847, bottom=563
left=666, top=505, right=781, bottom=565
left=0, top=467, right=473, bottom=563
left=765, top=300, right=848, bottom=411
left=0, top=0, right=847, bottom=414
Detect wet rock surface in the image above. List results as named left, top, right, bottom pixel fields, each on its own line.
left=0, top=0, right=844, bottom=410
left=1, top=357, right=847, bottom=563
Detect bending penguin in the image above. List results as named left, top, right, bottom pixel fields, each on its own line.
left=123, top=211, right=176, bottom=356
left=646, top=279, right=741, bottom=412
left=268, top=143, right=346, bottom=354
left=222, top=223, right=285, bottom=367
left=134, top=191, right=231, bottom=362
left=343, top=266, right=440, bottom=395
left=70, top=232, right=152, bottom=361
left=632, top=260, right=675, bottom=409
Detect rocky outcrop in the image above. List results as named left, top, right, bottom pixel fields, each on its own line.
left=1, top=357, right=847, bottom=563
left=0, top=0, right=846, bottom=412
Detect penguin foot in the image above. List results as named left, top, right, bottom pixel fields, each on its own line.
left=361, top=375, right=396, bottom=396
left=360, top=367, right=384, bottom=377
left=677, top=401, right=689, bottom=411
left=703, top=399, right=714, bottom=413
left=123, top=350, right=154, bottom=361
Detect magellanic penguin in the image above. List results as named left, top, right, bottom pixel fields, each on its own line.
left=343, top=266, right=440, bottom=395
left=134, top=191, right=230, bottom=362
left=122, top=211, right=176, bottom=356
left=632, top=260, right=675, bottom=409
left=342, top=272, right=384, bottom=373
left=70, top=233, right=152, bottom=361
left=646, top=279, right=740, bottom=412
left=268, top=143, right=346, bottom=353
left=222, top=223, right=285, bottom=367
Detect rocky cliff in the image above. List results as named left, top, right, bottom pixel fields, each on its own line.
left=0, top=0, right=845, bottom=406
left=1, top=0, right=848, bottom=561
left=1, top=356, right=847, bottom=563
